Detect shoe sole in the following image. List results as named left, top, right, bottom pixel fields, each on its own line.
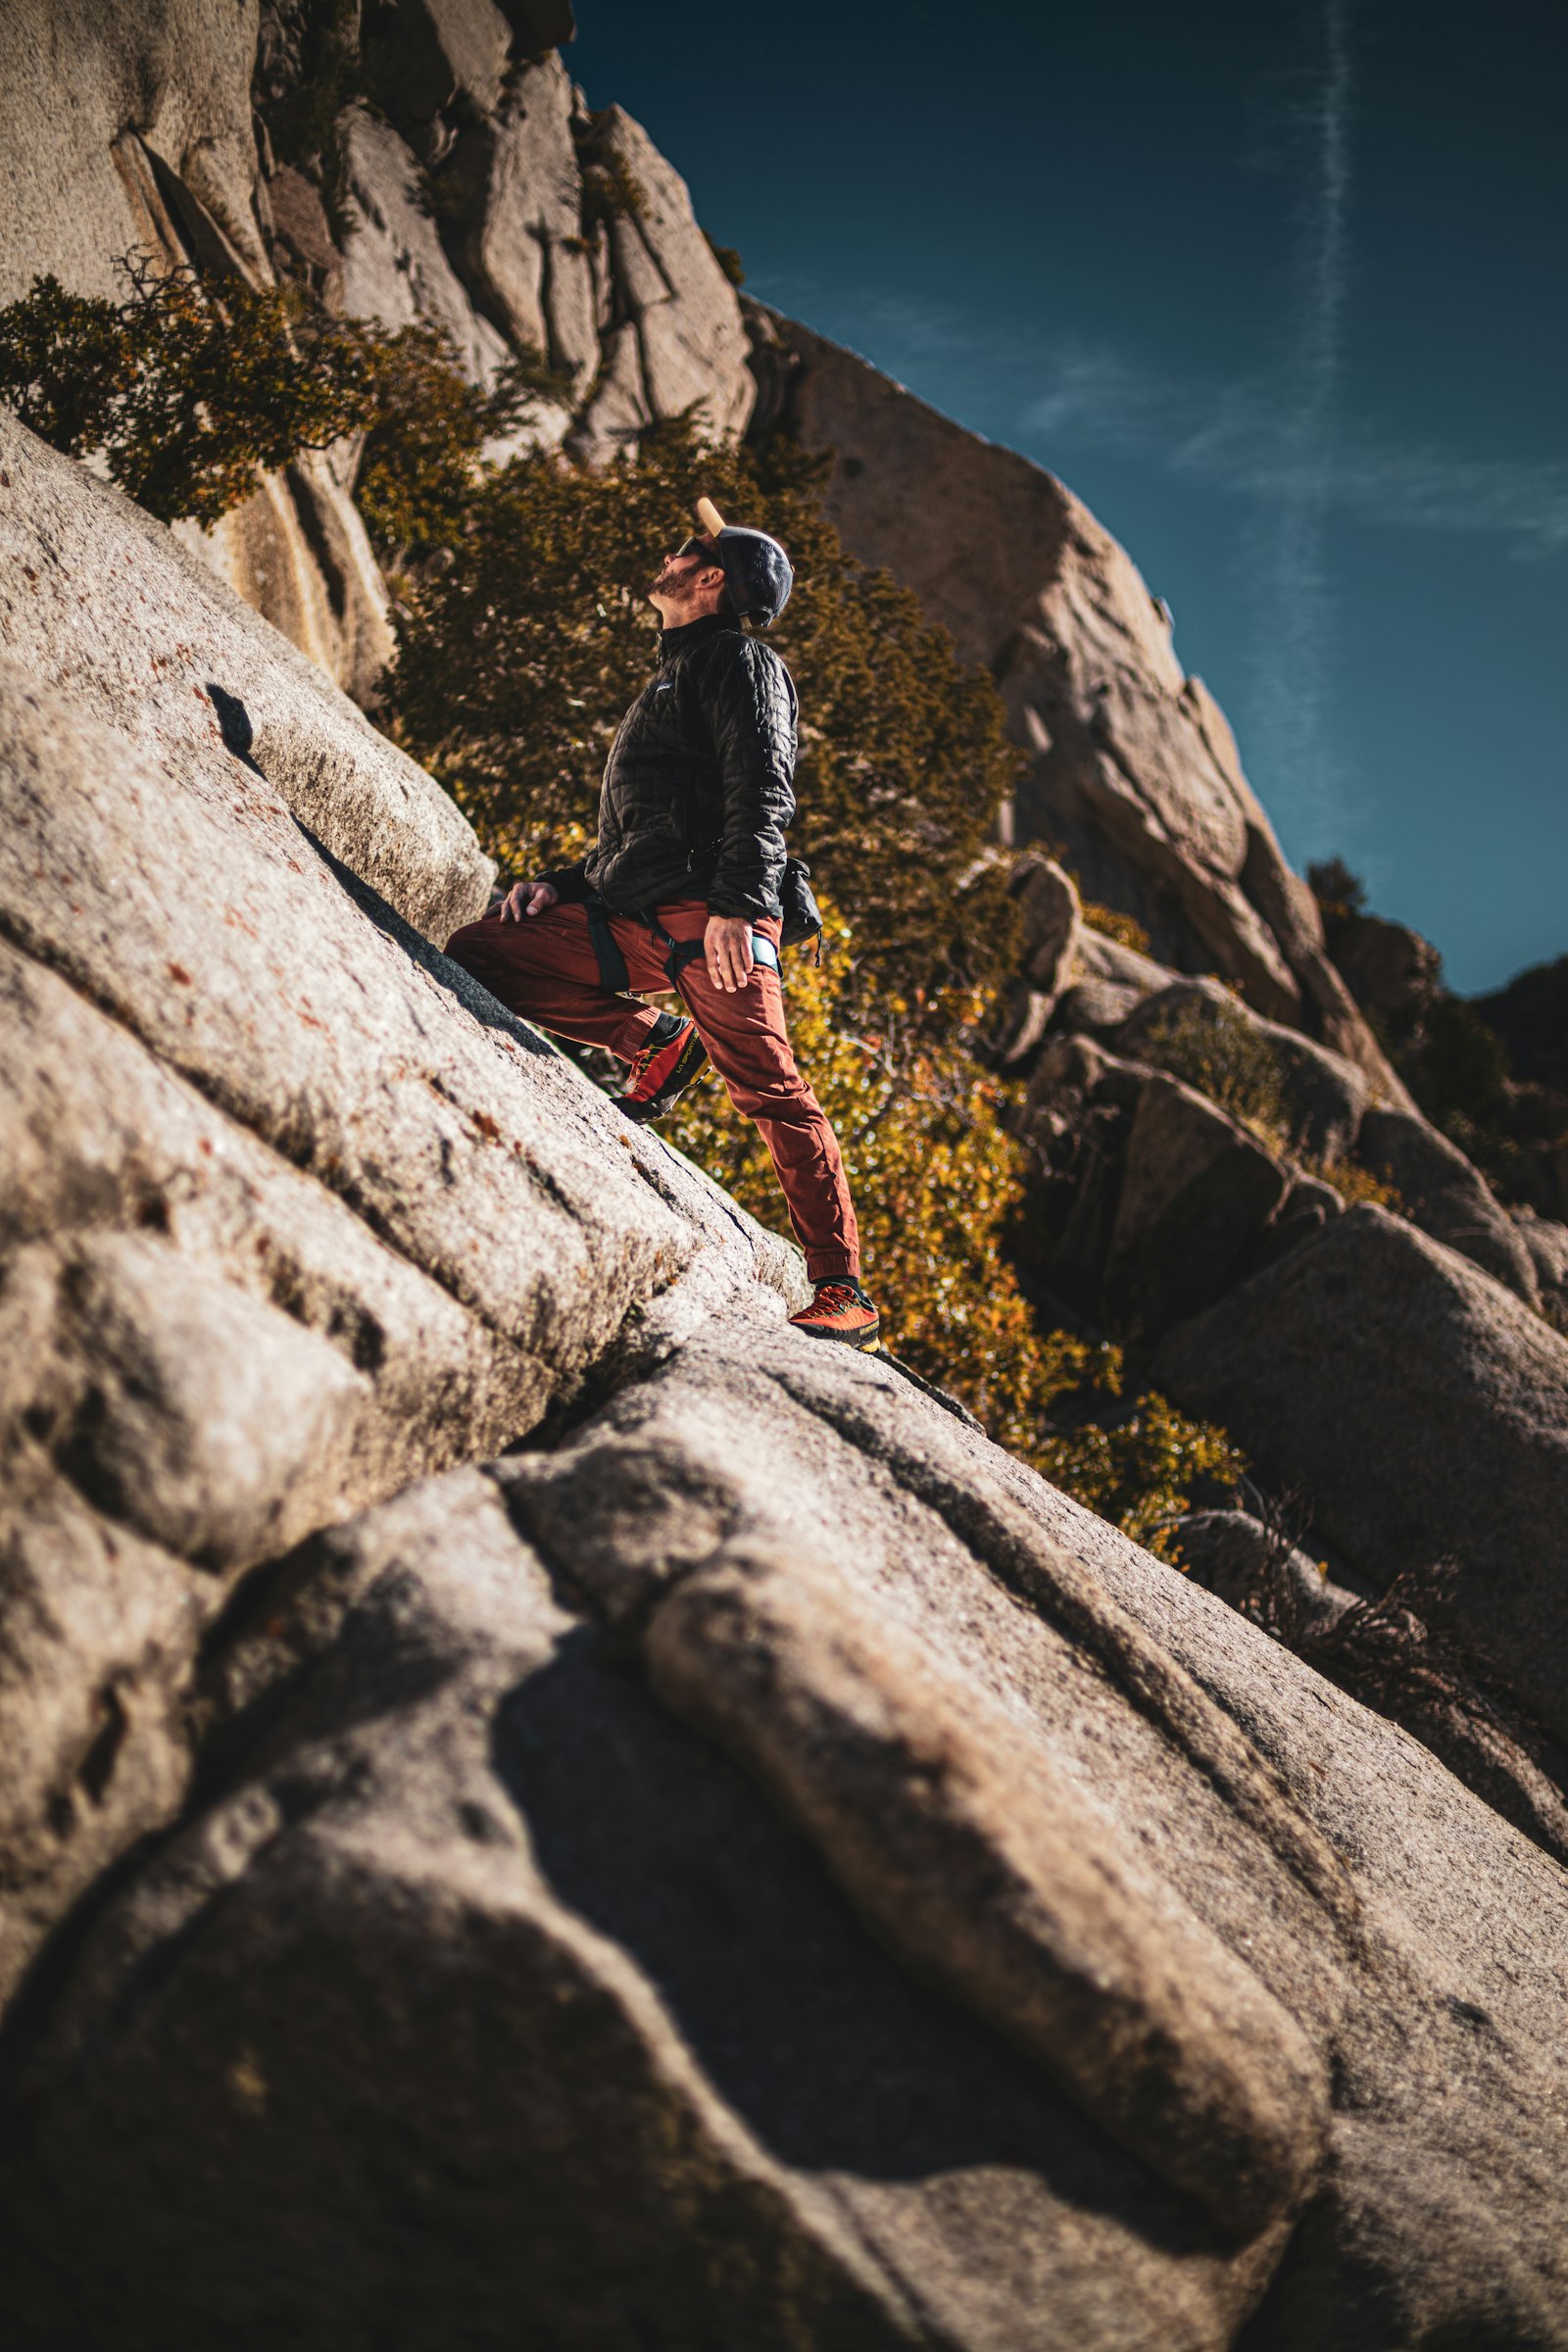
left=792, top=1318, right=882, bottom=1351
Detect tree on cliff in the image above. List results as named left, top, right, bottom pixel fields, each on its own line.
left=0, top=255, right=559, bottom=533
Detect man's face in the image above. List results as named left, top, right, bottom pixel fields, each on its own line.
left=648, top=534, right=720, bottom=600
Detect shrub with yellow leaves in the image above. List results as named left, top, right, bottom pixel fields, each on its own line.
left=665, top=904, right=1246, bottom=1543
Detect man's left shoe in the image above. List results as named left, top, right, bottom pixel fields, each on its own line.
left=789, top=1280, right=881, bottom=1350
left=612, top=1013, right=709, bottom=1122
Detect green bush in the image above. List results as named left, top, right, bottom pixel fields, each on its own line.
left=0, top=256, right=381, bottom=524
left=1136, top=998, right=1289, bottom=1146
left=0, top=255, right=565, bottom=571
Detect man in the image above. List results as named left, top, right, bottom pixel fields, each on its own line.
left=445, top=504, right=879, bottom=1349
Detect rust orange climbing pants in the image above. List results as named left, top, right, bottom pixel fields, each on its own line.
left=446, top=897, right=860, bottom=1284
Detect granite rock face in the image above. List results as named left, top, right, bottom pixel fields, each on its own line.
left=0, top=0, right=270, bottom=311
left=0, top=0, right=393, bottom=702
left=0, top=413, right=486, bottom=943
left=7, top=1319, right=1568, bottom=2348
left=338, top=104, right=518, bottom=391
left=0, top=1, right=754, bottom=698
left=1, top=412, right=1567, bottom=2351
left=569, top=108, right=756, bottom=461
left=5, top=29, right=1568, bottom=2348
left=0, top=414, right=799, bottom=2010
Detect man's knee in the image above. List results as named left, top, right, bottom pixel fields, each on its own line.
left=721, top=1064, right=821, bottom=1121
left=445, top=916, right=493, bottom=967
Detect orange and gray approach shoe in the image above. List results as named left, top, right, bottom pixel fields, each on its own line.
left=612, top=1014, right=709, bottom=1123
left=789, top=1279, right=881, bottom=1350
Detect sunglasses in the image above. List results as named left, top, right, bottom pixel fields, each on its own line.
left=674, top=535, right=721, bottom=563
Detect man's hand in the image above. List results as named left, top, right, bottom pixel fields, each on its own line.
left=705, top=913, right=755, bottom=993
left=499, top=878, right=559, bottom=923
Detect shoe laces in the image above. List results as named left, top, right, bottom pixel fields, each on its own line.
left=810, top=1281, right=868, bottom=1312
left=629, top=1024, right=680, bottom=1087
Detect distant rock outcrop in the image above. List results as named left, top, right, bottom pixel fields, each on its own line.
left=1154, top=1203, right=1568, bottom=1747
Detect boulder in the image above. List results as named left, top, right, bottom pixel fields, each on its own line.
left=1512, top=1204, right=1568, bottom=1333
left=1073, top=922, right=1179, bottom=998
left=570, top=109, right=754, bottom=460
left=7, top=1321, right=1568, bottom=2345
left=1102, top=1074, right=1292, bottom=1338
left=1054, top=975, right=1151, bottom=1037
left=1011, top=853, right=1081, bottom=998
left=1357, top=1104, right=1539, bottom=1303
left=1175, top=1510, right=1356, bottom=1639
left=992, top=856, right=1082, bottom=1063
left=1153, top=1205, right=1568, bottom=1745
left=0, top=413, right=488, bottom=942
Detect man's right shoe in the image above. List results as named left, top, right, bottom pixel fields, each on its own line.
left=789, top=1280, right=881, bottom=1350
left=612, top=1014, right=709, bottom=1122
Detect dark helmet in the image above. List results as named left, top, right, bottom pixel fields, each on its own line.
left=690, top=497, right=794, bottom=629
left=714, top=524, right=794, bottom=629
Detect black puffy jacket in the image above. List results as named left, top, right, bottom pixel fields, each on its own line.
left=544, top=613, right=798, bottom=922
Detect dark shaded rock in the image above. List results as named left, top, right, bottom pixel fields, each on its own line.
left=1177, top=1514, right=1568, bottom=1872
left=1327, top=910, right=1444, bottom=1036
left=1102, top=1075, right=1291, bottom=1339
left=1358, top=1105, right=1539, bottom=1303
left=1174, top=1510, right=1354, bottom=1640
left=1012, top=854, right=1082, bottom=996
left=1475, top=955, right=1568, bottom=1093
left=1512, top=1205, right=1568, bottom=1334
left=1153, top=1205, right=1568, bottom=1745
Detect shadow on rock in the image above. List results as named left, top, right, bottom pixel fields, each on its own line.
left=494, top=1624, right=1216, bottom=2248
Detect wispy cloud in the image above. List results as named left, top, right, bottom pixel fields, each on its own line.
left=1246, top=0, right=1355, bottom=830
left=1018, top=340, right=1568, bottom=560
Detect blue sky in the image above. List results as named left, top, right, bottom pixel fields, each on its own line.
left=567, top=2, right=1568, bottom=992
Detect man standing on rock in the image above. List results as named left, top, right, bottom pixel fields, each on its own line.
left=445, top=504, right=879, bottom=1350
